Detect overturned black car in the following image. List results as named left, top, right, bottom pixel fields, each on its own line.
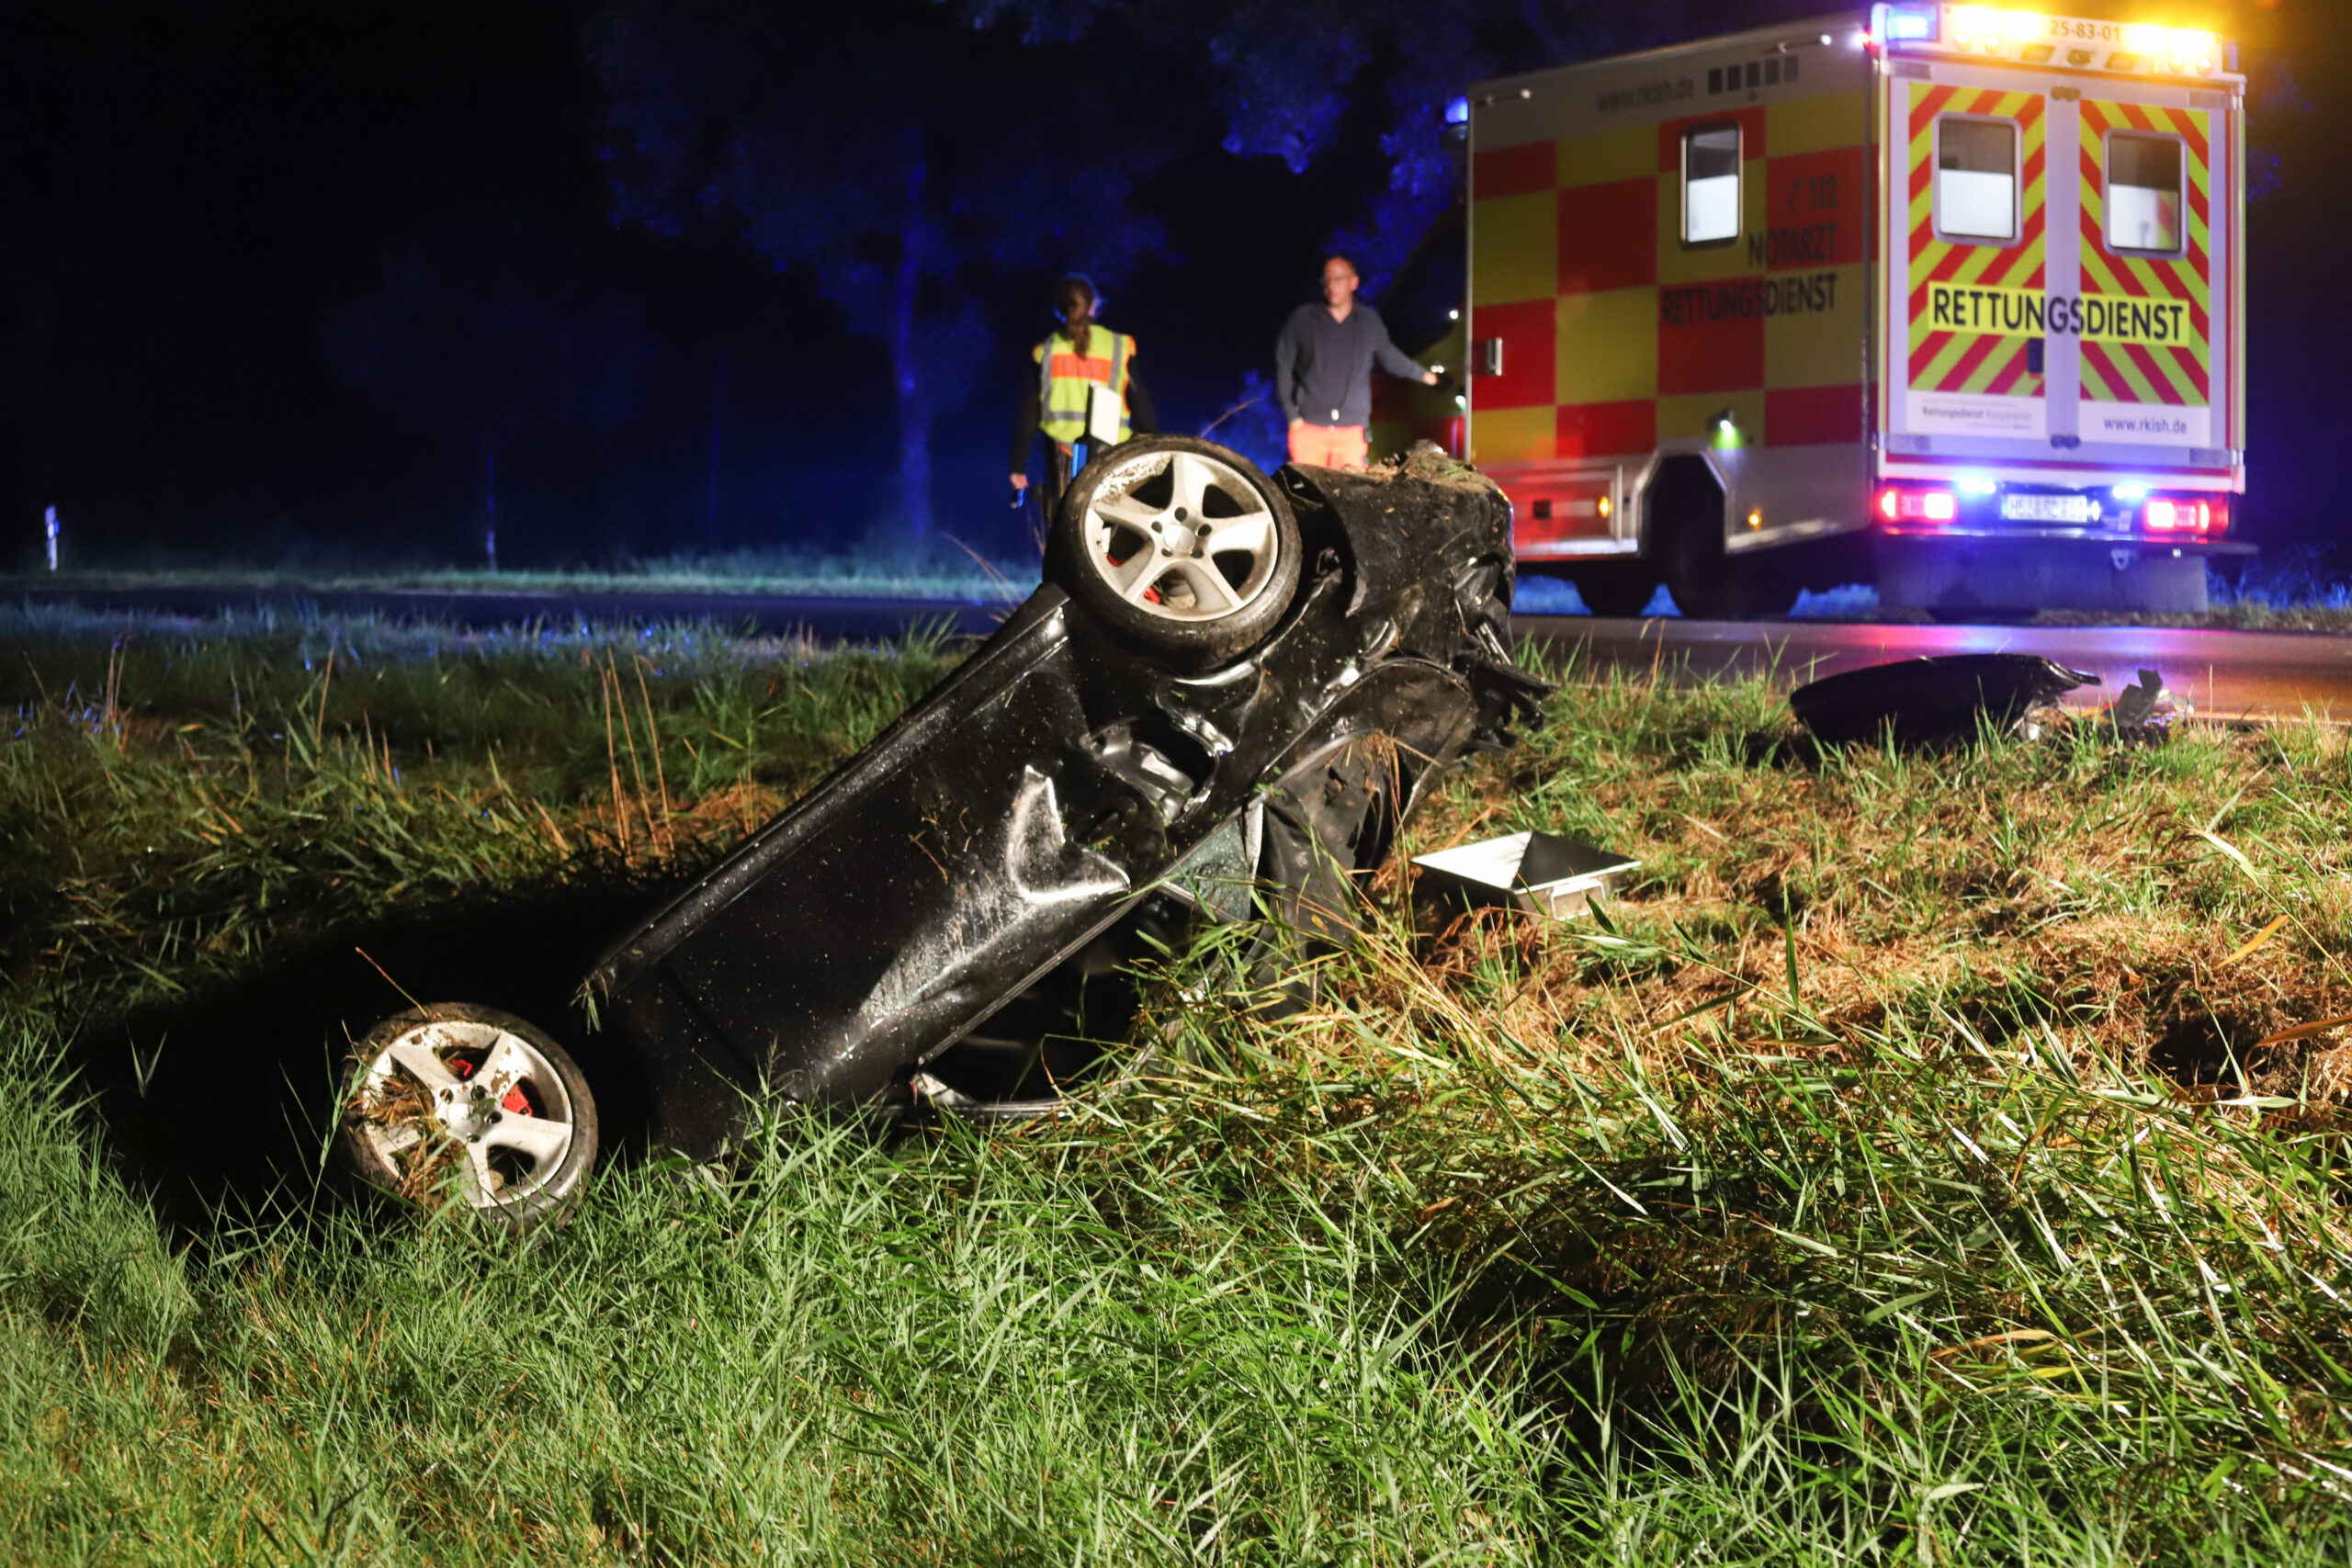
left=340, top=436, right=1549, bottom=1227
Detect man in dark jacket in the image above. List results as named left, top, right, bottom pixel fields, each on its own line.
left=1273, top=254, right=1439, bottom=470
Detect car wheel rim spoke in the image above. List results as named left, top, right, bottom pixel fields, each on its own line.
left=482, top=1115, right=571, bottom=1170
left=1092, top=493, right=1159, bottom=534
left=1169, top=451, right=1213, bottom=516
left=369, top=1122, right=424, bottom=1157
left=1173, top=558, right=1239, bottom=614
left=1205, top=509, right=1272, bottom=563
left=1111, top=550, right=1167, bottom=604
left=477, top=1032, right=535, bottom=1095
left=386, top=1038, right=460, bottom=1093
left=461, top=1140, right=501, bottom=1201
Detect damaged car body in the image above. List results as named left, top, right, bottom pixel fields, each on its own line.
left=341, top=437, right=1550, bottom=1220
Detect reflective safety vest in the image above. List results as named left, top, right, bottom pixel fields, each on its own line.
left=1034, top=328, right=1134, bottom=446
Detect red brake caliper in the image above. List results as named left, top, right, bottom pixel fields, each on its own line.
left=1109, top=553, right=1162, bottom=604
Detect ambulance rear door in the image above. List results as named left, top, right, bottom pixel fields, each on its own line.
left=1883, top=46, right=2241, bottom=484
left=2064, top=75, right=2239, bottom=476
left=1883, top=58, right=2055, bottom=464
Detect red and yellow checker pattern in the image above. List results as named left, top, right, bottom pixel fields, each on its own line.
left=1368, top=317, right=1464, bottom=459
left=1905, top=84, right=2046, bottom=398
left=1466, top=90, right=1871, bottom=466
left=2077, top=98, right=2211, bottom=410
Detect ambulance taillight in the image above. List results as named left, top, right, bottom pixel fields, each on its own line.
left=2143, top=496, right=2228, bottom=536
left=1875, top=485, right=1957, bottom=525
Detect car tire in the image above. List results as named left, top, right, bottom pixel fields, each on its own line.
left=1571, top=562, right=1659, bottom=618
left=1051, top=435, right=1302, bottom=664
left=338, top=1003, right=598, bottom=1233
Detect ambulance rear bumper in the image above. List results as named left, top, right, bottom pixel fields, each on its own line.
left=1877, top=532, right=2255, bottom=615
left=1878, top=525, right=2253, bottom=555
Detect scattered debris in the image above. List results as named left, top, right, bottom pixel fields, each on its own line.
left=1363, top=438, right=1504, bottom=494
left=2105, top=667, right=2187, bottom=741
left=2110, top=667, right=2165, bottom=728
left=1789, top=653, right=2098, bottom=748
left=1413, top=830, right=1639, bottom=919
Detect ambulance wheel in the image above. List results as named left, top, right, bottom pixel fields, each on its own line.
left=1660, top=518, right=1796, bottom=620
left=1052, top=435, right=1302, bottom=664
left=338, top=1004, right=597, bottom=1233
left=1572, top=562, right=1659, bottom=618
left=1659, top=515, right=1728, bottom=618
left=1650, top=459, right=1744, bottom=619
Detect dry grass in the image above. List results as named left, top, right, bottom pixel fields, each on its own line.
left=1410, top=660, right=2352, bottom=1104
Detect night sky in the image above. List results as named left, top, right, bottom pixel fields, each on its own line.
left=2, top=0, right=2338, bottom=570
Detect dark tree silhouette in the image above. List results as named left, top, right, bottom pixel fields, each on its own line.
left=322, top=209, right=654, bottom=558
left=958, top=0, right=1782, bottom=288
left=587, top=0, right=1175, bottom=540
left=948, top=0, right=1806, bottom=448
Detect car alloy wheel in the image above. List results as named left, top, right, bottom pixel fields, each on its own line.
left=1054, top=435, right=1302, bottom=662
left=340, top=1004, right=597, bottom=1231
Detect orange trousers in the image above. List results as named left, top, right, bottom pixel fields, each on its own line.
left=1286, top=423, right=1369, bottom=470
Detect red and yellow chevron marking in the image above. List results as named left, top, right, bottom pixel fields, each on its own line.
left=2078, top=99, right=2211, bottom=410
left=1905, top=83, right=2047, bottom=398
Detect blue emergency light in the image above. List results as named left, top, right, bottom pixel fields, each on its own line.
left=1445, top=96, right=1470, bottom=126
left=1880, top=4, right=1939, bottom=41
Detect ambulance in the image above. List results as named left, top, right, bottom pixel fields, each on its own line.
left=1374, top=4, right=2249, bottom=617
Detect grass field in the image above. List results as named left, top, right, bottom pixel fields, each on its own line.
left=6, top=603, right=2352, bottom=1563
left=6, top=542, right=1035, bottom=606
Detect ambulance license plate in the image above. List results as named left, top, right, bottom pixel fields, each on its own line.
left=2000, top=494, right=2097, bottom=524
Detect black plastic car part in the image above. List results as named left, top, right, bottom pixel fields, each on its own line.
left=1788, top=653, right=2099, bottom=747
left=585, top=453, right=1551, bottom=1159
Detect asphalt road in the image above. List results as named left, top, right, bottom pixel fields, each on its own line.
left=15, top=581, right=2352, bottom=721
left=1517, top=615, right=2352, bottom=722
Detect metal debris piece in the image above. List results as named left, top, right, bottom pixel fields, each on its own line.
left=1414, top=830, right=1639, bottom=919
left=1788, top=653, right=2099, bottom=748
left=2110, top=668, right=2165, bottom=728
left=2105, top=667, right=2185, bottom=742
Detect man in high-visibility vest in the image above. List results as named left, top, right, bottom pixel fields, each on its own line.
left=1011, top=275, right=1158, bottom=519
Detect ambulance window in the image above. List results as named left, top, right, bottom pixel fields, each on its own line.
left=2107, top=133, right=2184, bottom=254
left=1681, top=125, right=1741, bottom=245
left=1935, top=118, right=2018, bottom=242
